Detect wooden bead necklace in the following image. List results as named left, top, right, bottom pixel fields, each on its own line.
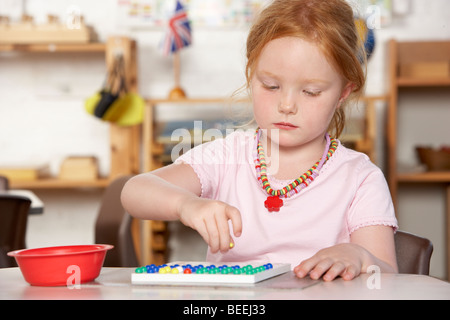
left=254, top=128, right=338, bottom=212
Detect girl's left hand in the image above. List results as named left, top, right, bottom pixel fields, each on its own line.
left=293, top=243, right=370, bottom=281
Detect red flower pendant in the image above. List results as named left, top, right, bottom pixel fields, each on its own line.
left=264, top=196, right=283, bottom=212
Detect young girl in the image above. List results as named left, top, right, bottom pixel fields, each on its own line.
left=121, top=0, right=398, bottom=281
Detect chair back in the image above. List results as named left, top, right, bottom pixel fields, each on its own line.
left=0, top=194, right=31, bottom=267
left=395, top=230, right=433, bottom=275
left=0, top=176, right=9, bottom=191
left=95, top=175, right=138, bottom=267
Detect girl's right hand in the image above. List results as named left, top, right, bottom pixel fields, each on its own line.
left=177, top=197, right=242, bottom=254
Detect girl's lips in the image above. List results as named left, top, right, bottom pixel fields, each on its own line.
left=274, top=122, right=298, bottom=130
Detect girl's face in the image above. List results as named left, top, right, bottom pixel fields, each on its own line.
left=251, top=37, right=352, bottom=149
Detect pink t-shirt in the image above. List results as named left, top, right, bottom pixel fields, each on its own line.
left=175, top=130, right=398, bottom=268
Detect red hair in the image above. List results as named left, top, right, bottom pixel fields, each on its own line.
left=245, top=0, right=366, bottom=138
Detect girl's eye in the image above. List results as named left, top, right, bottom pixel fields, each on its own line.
left=303, top=90, right=321, bottom=97
left=262, top=83, right=279, bottom=90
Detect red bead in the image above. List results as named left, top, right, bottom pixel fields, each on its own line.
left=264, top=196, right=283, bottom=212
left=184, top=268, right=192, bottom=274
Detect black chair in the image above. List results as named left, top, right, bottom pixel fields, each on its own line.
left=395, top=230, right=433, bottom=275
left=95, top=175, right=138, bottom=267
left=0, top=194, right=31, bottom=267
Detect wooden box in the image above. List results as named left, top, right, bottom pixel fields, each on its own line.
left=0, top=167, right=39, bottom=181
left=416, top=147, right=450, bottom=171
left=399, top=61, right=450, bottom=78
left=0, top=16, right=96, bottom=44
left=59, top=157, right=98, bottom=180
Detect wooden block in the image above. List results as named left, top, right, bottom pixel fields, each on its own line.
left=0, top=167, right=39, bottom=180
left=400, top=62, right=450, bottom=78
left=59, top=156, right=98, bottom=180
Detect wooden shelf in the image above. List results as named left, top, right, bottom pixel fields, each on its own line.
left=1, top=37, right=139, bottom=190
left=0, top=42, right=106, bottom=53
left=397, top=77, right=450, bottom=87
left=388, top=39, right=450, bottom=280
left=9, top=178, right=111, bottom=189
left=387, top=39, right=450, bottom=201
left=397, top=171, right=450, bottom=183
left=146, top=97, right=249, bottom=105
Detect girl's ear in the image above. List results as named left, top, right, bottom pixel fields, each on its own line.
left=342, top=82, right=354, bottom=100
left=337, top=82, right=355, bottom=107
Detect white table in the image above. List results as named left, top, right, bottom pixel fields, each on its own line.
left=1, top=267, right=449, bottom=300
left=1, top=189, right=44, bottom=214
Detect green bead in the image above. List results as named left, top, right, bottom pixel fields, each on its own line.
left=135, top=267, right=144, bottom=273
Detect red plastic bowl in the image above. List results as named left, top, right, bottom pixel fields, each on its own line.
left=7, top=244, right=113, bottom=286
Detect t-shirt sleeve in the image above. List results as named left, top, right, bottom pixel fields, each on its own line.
left=347, top=162, right=398, bottom=234
left=173, top=143, right=216, bottom=199
left=174, top=135, right=236, bottom=199
left=173, top=131, right=253, bottom=199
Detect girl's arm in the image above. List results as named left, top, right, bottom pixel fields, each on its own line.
left=120, top=163, right=242, bottom=253
left=121, top=163, right=202, bottom=221
left=294, top=225, right=398, bottom=281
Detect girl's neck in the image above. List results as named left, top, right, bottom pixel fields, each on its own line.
left=260, top=133, right=328, bottom=180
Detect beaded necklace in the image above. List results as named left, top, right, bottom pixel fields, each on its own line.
left=254, top=129, right=338, bottom=212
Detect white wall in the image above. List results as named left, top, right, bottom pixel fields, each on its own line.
left=1, top=0, right=449, bottom=278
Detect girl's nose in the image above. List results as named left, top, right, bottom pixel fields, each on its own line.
left=278, top=96, right=297, bottom=115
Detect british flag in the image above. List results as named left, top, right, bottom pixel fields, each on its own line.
left=162, top=0, right=192, bottom=55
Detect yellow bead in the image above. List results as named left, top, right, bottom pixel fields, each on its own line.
left=229, top=242, right=234, bottom=249
left=171, top=268, right=179, bottom=274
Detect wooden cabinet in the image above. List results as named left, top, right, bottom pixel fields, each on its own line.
left=0, top=37, right=140, bottom=189
left=387, top=40, right=450, bottom=198
left=387, top=39, right=450, bottom=278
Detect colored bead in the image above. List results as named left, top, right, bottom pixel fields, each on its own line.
left=135, top=267, right=145, bottom=273
left=243, top=265, right=252, bottom=271
left=184, top=268, right=192, bottom=274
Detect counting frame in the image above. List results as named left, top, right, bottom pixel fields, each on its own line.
left=131, top=262, right=291, bottom=286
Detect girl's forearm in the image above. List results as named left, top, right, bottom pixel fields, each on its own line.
left=120, top=173, right=197, bottom=221
left=362, top=249, right=398, bottom=274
